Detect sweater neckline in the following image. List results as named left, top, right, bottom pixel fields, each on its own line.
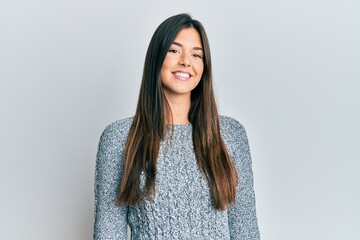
left=165, top=123, right=192, bottom=130
left=166, top=123, right=192, bottom=127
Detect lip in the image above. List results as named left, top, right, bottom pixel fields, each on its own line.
left=172, top=71, right=193, bottom=81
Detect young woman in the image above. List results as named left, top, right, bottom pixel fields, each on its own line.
left=94, top=13, right=260, bottom=239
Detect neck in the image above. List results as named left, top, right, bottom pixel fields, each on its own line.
left=164, top=93, right=191, bottom=124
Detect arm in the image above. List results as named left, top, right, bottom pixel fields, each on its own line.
left=228, top=120, right=260, bottom=240
left=93, top=123, right=128, bottom=240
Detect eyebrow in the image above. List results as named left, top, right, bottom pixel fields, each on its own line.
left=172, top=41, right=204, bottom=52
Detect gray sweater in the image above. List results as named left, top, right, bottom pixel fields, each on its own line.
left=94, top=115, right=260, bottom=239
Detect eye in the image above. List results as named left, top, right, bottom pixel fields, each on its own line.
left=192, top=53, right=203, bottom=59
left=168, top=49, right=179, bottom=54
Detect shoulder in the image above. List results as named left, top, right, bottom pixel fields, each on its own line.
left=219, top=115, right=247, bottom=140
left=219, top=115, right=250, bottom=156
left=98, top=117, right=134, bottom=150
left=219, top=115, right=244, bottom=130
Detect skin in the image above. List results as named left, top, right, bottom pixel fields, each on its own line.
left=160, top=28, right=204, bottom=124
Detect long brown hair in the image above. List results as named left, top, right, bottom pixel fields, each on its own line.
left=117, top=13, right=238, bottom=210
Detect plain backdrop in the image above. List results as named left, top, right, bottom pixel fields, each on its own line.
left=1, top=0, right=359, bottom=239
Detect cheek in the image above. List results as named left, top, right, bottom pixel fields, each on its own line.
left=196, top=63, right=204, bottom=78
left=160, top=62, right=169, bottom=79
left=160, top=70, right=169, bottom=86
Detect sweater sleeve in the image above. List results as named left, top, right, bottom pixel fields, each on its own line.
left=227, top=119, right=260, bottom=240
left=93, top=123, right=128, bottom=240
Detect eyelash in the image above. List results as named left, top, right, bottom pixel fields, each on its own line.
left=168, top=49, right=179, bottom=54
left=168, top=49, right=203, bottom=59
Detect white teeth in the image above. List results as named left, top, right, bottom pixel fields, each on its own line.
left=174, top=72, right=190, bottom=78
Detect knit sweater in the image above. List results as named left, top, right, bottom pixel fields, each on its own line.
left=94, top=115, right=260, bottom=239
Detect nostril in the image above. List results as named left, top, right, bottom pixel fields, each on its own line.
left=179, top=61, right=190, bottom=67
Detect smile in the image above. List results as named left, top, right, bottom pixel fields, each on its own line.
left=172, top=71, right=192, bottom=80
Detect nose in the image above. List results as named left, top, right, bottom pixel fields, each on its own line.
left=178, top=53, right=190, bottom=67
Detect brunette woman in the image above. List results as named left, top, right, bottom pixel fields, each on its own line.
left=94, top=13, right=260, bottom=239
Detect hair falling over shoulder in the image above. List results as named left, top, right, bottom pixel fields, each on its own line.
left=116, top=13, right=238, bottom=211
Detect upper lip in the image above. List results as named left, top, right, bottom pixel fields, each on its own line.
left=172, top=71, right=193, bottom=77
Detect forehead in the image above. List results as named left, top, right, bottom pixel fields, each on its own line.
left=173, top=28, right=203, bottom=47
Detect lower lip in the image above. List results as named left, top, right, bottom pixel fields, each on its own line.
left=173, top=73, right=191, bottom=81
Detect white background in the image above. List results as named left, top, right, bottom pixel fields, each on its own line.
left=1, top=0, right=359, bottom=239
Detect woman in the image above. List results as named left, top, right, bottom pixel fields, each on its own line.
left=94, top=13, right=260, bottom=239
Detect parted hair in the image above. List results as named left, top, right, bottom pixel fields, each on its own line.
left=117, top=13, right=238, bottom=210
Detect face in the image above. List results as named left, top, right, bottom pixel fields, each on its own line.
left=160, top=28, right=204, bottom=99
